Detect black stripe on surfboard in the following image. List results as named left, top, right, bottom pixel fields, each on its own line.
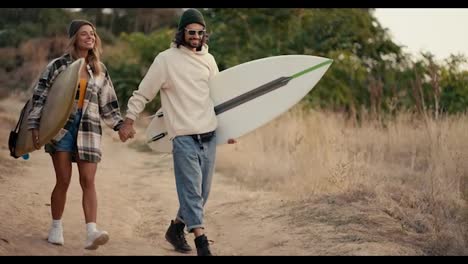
left=214, top=76, right=291, bottom=115
left=149, top=132, right=167, bottom=143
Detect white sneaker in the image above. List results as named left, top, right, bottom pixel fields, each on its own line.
left=47, top=226, right=64, bottom=245
left=85, top=230, right=109, bottom=250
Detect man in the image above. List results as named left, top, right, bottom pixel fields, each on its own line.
left=119, top=8, right=235, bottom=256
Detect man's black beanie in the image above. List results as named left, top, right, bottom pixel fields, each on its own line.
left=178, top=9, right=206, bottom=30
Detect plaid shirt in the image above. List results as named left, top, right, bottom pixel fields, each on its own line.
left=28, top=54, right=123, bottom=162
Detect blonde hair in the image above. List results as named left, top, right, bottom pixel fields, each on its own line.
left=66, top=24, right=103, bottom=76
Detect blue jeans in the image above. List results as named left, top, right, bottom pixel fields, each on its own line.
left=172, top=132, right=217, bottom=232
left=54, top=110, right=82, bottom=152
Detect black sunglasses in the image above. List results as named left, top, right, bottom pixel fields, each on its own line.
left=185, top=28, right=206, bottom=36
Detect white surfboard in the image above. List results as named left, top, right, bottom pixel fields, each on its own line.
left=146, top=55, right=333, bottom=153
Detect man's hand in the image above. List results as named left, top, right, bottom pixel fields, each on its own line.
left=118, top=118, right=136, bottom=142
left=31, top=129, right=40, bottom=149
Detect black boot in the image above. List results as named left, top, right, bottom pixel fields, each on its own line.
left=194, top=234, right=212, bottom=256
left=165, top=220, right=192, bottom=252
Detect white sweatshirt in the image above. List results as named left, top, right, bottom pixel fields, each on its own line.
left=126, top=43, right=219, bottom=139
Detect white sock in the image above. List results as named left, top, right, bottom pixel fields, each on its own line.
left=86, top=222, right=97, bottom=234
left=52, top=219, right=62, bottom=228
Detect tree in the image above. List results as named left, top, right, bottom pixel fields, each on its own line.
left=439, top=54, right=468, bottom=114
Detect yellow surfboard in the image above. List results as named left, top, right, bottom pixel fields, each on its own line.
left=11, top=58, right=85, bottom=158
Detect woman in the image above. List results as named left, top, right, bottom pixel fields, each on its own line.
left=27, top=19, right=124, bottom=250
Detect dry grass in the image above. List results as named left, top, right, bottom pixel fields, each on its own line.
left=217, top=105, right=468, bottom=255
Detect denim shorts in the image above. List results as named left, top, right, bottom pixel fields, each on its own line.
left=54, top=110, right=82, bottom=152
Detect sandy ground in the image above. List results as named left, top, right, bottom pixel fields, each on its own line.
left=0, top=96, right=426, bottom=256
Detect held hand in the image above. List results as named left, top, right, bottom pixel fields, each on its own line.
left=118, top=128, right=127, bottom=142
left=227, top=138, right=237, bottom=144
left=118, top=126, right=135, bottom=142
left=31, top=129, right=40, bottom=149
left=118, top=118, right=136, bottom=142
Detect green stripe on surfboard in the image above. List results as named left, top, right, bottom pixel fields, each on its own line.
left=291, top=59, right=333, bottom=79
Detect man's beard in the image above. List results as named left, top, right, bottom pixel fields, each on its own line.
left=186, top=38, right=202, bottom=49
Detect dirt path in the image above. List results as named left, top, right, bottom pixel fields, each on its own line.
left=0, top=96, right=424, bottom=255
